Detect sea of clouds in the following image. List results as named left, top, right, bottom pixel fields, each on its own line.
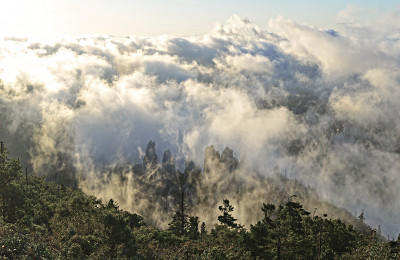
left=0, top=7, right=399, bottom=237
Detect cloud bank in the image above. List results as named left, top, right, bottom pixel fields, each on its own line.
left=0, top=10, right=400, bottom=237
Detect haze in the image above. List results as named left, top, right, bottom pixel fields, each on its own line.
left=1, top=1, right=399, bottom=38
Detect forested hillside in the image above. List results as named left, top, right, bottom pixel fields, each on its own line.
left=1, top=147, right=399, bottom=259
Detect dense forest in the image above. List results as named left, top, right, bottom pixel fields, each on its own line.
left=1, top=145, right=399, bottom=259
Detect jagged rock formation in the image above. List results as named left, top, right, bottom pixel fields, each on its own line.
left=204, top=145, right=239, bottom=173
left=204, top=145, right=218, bottom=173
left=143, top=140, right=159, bottom=173
left=131, top=163, right=144, bottom=175
left=162, top=149, right=175, bottom=175
left=220, top=147, right=239, bottom=172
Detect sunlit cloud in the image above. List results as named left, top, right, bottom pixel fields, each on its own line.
left=1, top=9, right=400, bottom=237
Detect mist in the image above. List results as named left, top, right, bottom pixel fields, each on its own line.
left=0, top=11, right=399, bottom=237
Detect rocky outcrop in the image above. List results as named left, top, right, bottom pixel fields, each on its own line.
left=132, top=163, right=144, bottom=175
left=143, top=141, right=159, bottom=173
left=204, top=145, right=219, bottom=173
left=162, top=149, right=176, bottom=175
left=221, top=147, right=239, bottom=172
left=204, top=145, right=239, bottom=173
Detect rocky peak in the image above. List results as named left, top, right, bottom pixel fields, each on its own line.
left=143, top=141, right=159, bottom=172
left=204, top=145, right=219, bottom=173
left=162, top=149, right=175, bottom=175
left=204, top=145, right=239, bottom=173
left=221, top=147, right=239, bottom=172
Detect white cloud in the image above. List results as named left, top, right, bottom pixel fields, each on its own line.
left=1, top=12, right=400, bottom=237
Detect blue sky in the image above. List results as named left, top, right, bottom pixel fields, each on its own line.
left=0, top=0, right=399, bottom=38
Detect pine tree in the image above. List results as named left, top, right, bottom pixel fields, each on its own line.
left=187, top=216, right=200, bottom=240
left=217, top=199, right=241, bottom=229
left=249, top=203, right=276, bottom=258
left=273, top=202, right=312, bottom=259
left=201, top=222, right=206, bottom=240
left=168, top=210, right=187, bottom=236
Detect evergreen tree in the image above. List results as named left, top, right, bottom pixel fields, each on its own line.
left=276, top=201, right=312, bottom=259
left=179, top=189, right=187, bottom=236
left=168, top=210, right=187, bottom=236
left=187, top=216, right=200, bottom=240
left=249, top=203, right=276, bottom=259
left=201, top=222, right=206, bottom=240
left=217, top=199, right=241, bottom=229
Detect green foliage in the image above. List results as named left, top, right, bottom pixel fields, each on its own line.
left=207, top=225, right=253, bottom=259
left=217, top=199, right=241, bottom=229
left=134, top=226, right=184, bottom=259
left=0, top=221, right=52, bottom=259
left=0, top=148, right=146, bottom=259
left=0, top=149, right=24, bottom=223
left=196, top=246, right=228, bottom=260
left=103, top=200, right=138, bottom=257
left=200, top=222, right=206, bottom=240
left=0, top=149, right=22, bottom=188
left=187, top=216, right=200, bottom=240
left=342, top=231, right=398, bottom=260
left=248, top=203, right=276, bottom=259
left=245, top=201, right=366, bottom=260
left=168, top=210, right=187, bottom=236
left=0, top=146, right=396, bottom=259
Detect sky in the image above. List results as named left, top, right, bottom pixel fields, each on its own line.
left=1, top=0, right=399, bottom=38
